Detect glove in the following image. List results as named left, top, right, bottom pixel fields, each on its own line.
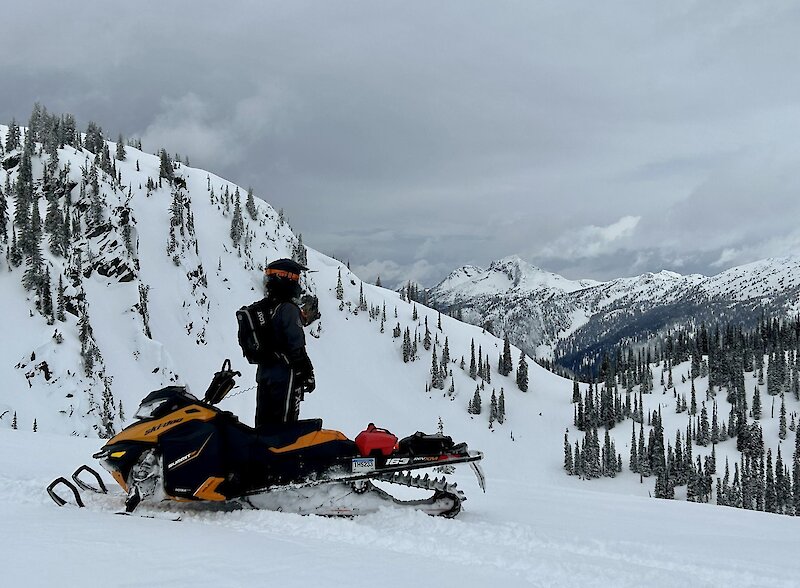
left=289, top=349, right=315, bottom=393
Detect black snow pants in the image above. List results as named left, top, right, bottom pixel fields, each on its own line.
left=255, top=363, right=301, bottom=427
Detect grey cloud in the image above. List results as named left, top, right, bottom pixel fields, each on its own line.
left=3, top=1, right=800, bottom=288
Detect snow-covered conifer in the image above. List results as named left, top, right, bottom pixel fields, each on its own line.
left=516, top=350, right=529, bottom=392
left=752, top=386, right=762, bottom=420
left=230, top=192, right=244, bottom=246
left=501, top=334, right=513, bottom=376
left=779, top=395, right=787, bottom=440
left=0, top=183, right=7, bottom=243
left=469, top=339, right=477, bottom=380
left=245, top=186, right=257, bottom=219
left=468, top=387, right=482, bottom=415
left=159, top=149, right=174, bottom=182
left=115, top=134, right=126, bottom=161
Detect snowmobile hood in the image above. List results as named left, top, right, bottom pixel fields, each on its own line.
left=103, top=404, right=218, bottom=445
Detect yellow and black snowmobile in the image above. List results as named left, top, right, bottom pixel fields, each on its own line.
left=47, top=360, right=485, bottom=518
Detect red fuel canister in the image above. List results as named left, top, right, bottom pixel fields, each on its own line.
left=355, top=423, right=398, bottom=457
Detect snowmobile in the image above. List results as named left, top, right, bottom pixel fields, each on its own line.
left=47, top=360, right=485, bottom=518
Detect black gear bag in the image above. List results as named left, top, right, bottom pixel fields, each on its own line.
left=236, top=300, right=276, bottom=365
left=398, top=431, right=454, bottom=456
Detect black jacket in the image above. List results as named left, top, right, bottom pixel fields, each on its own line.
left=259, top=299, right=313, bottom=378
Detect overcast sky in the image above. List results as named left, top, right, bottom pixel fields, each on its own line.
left=3, top=1, right=800, bottom=287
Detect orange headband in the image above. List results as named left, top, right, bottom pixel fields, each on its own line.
left=266, top=268, right=300, bottom=281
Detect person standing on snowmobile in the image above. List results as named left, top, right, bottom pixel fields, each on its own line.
left=246, top=258, right=315, bottom=426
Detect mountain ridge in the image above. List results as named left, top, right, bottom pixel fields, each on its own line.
left=430, top=254, right=800, bottom=372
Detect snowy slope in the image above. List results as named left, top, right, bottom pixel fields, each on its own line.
left=4, top=361, right=800, bottom=587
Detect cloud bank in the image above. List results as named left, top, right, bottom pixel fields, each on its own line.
left=3, top=1, right=800, bottom=286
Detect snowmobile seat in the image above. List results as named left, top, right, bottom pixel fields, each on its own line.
left=256, top=418, right=323, bottom=447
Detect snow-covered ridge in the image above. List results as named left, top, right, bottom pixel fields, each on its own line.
left=434, top=255, right=597, bottom=304
left=430, top=254, right=800, bottom=363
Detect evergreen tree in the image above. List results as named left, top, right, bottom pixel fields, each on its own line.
left=0, top=183, right=7, bottom=243
left=698, top=405, right=710, bottom=446
left=752, top=386, right=762, bottom=420
left=468, top=387, right=482, bottom=415
left=793, top=427, right=800, bottom=515
left=489, top=389, right=497, bottom=427
left=159, top=149, right=174, bottom=182
left=15, top=153, right=34, bottom=247
left=501, top=334, right=513, bottom=376
left=54, top=274, right=66, bottom=322
left=402, top=328, right=412, bottom=363
left=711, top=402, right=719, bottom=444
left=5, top=118, right=20, bottom=152
left=572, top=380, right=581, bottom=403
left=564, top=430, right=574, bottom=474
left=245, top=186, right=257, bottom=219
left=765, top=449, right=777, bottom=513
left=230, top=192, right=244, bottom=246
left=99, top=376, right=116, bottom=439
left=516, top=350, right=529, bottom=392
left=336, top=269, right=343, bottom=300
left=115, top=134, right=126, bottom=160
left=40, top=267, right=54, bottom=323
left=469, top=339, right=477, bottom=380
left=84, top=121, right=104, bottom=153
left=431, top=346, right=443, bottom=389
left=779, top=394, right=787, bottom=440
left=8, top=226, right=22, bottom=267
left=292, top=233, right=307, bottom=266
left=638, top=423, right=650, bottom=477
left=45, top=196, right=64, bottom=256
left=498, top=388, right=505, bottom=424
left=22, top=230, right=44, bottom=292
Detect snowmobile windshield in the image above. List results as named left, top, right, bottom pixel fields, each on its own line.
left=134, top=398, right=170, bottom=420
left=133, top=386, right=198, bottom=420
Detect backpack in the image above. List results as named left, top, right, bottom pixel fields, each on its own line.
left=203, top=359, right=241, bottom=405
left=236, top=299, right=277, bottom=364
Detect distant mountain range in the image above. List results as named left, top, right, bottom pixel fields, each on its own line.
left=429, top=255, right=800, bottom=375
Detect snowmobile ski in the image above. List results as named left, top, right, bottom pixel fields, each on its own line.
left=46, top=477, right=85, bottom=508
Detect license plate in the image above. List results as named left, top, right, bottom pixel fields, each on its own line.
left=351, top=457, right=376, bottom=473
